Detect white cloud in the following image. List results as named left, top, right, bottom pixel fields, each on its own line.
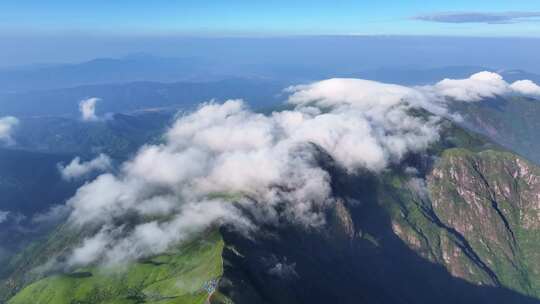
left=61, top=90, right=441, bottom=266
left=59, top=154, right=112, bottom=180
left=68, top=229, right=111, bottom=266
left=510, top=80, right=540, bottom=97
left=79, top=97, right=100, bottom=121
left=426, top=71, right=540, bottom=102
left=431, top=71, right=508, bottom=102
left=286, top=79, right=445, bottom=171
left=0, top=116, right=19, bottom=145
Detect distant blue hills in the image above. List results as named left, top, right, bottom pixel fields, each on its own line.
left=1, top=54, right=539, bottom=118
left=2, top=53, right=539, bottom=93
left=0, top=54, right=213, bottom=93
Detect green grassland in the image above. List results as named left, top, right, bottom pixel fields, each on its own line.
left=8, top=230, right=224, bottom=304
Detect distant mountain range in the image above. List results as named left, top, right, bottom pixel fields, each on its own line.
left=0, top=54, right=214, bottom=93
left=2, top=53, right=539, bottom=93
left=0, top=78, right=285, bottom=117
left=1, top=55, right=539, bottom=120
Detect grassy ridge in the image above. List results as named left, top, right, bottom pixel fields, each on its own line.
left=8, top=230, right=224, bottom=304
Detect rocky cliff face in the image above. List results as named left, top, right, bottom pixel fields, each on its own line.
left=393, top=148, right=540, bottom=296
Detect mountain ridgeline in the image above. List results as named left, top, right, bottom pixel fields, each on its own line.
left=2, top=110, right=540, bottom=303
left=451, top=96, right=540, bottom=165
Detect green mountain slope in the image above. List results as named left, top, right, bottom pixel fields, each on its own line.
left=13, top=111, right=172, bottom=159
left=7, top=231, right=225, bottom=304
left=389, top=148, right=540, bottom=296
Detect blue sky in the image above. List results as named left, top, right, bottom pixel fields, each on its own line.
left=1, top=0, right=540, bottom=36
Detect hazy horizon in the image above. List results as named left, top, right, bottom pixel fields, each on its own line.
left=3, top=35, right=540, bottom=74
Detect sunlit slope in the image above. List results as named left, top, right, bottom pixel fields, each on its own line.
left=8, top=231, right=225, bottom=304
left=384, top=148, right=540, bottom=298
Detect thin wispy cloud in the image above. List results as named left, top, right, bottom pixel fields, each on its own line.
left=413, top=11, right=540, bottom=24
left=58, top=154, right=113, bottom=181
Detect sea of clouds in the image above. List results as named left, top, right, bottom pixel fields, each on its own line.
left=34, top=71, right=540, bottom=268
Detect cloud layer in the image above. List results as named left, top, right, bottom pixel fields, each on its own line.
left=62, top=90, right=442, bottom=266
left=0, top=116, right=19, bottom=145
left=48, top=72, right=540, bottom=268
left=79, top=97, right=100, bottom=121
left=426, top=71, right=540, bottom=102
left=510, top=80, right=540, bottom=97
left=59, top=154, right=112, bottom=181
left=413, top=11, right=540, bottom=24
